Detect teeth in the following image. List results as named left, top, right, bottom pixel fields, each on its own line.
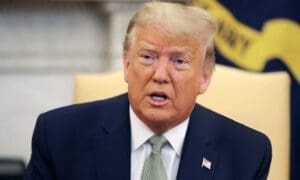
left=152, top=95, right=166, bottom=101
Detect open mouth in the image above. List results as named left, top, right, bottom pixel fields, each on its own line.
left=150, top=92, right=168, bottom=102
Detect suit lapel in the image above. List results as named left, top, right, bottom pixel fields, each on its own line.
left=177, top=105, right=218, bottom=180
left=93, top=94, right=131, bottom=180
left=93, top=127, right=131, bottom=180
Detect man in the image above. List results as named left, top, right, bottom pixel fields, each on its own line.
left=25, top=2, right=271, bottom=180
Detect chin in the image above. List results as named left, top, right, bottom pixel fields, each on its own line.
left=141, top=111, right=175, bottom=130
left=144, top=108, right=172, bottom=121
left=144, top=118, right=171, bottom=133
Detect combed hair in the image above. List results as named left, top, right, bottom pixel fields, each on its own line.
left=123, top=1, right=218, bottom=70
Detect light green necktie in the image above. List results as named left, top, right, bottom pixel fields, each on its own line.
left=141, top=134, right=168, bottom=180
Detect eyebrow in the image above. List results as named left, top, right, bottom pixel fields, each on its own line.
left=139, top=41, right=157, bottom=51
left=168, top=47, right=193, bottom=57
left=139, top=48, right=157, bottom=54
left=139, top=41, right=193, bottom=57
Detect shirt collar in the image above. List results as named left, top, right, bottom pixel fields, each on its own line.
left=163, top=117, right=189, bottom=156
left=130, top=106, right=189, bottom=157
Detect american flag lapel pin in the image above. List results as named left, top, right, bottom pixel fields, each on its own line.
left=201, top=157, right=212, bottom=170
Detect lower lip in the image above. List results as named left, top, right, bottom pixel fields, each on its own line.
left=147, top=96, right=169, bottom=106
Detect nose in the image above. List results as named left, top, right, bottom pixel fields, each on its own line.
left=153, top=57, right=170, bottom=84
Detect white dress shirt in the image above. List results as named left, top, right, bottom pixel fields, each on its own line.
left=130, top=106, right=189, bottom=180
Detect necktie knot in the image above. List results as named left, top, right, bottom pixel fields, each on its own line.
left=148, top=134, right=168, bottom=153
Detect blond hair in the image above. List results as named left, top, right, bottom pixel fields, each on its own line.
left=123, top=1, right=218, bottom=69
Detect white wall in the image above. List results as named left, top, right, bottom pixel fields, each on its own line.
left=0, top=74, right=74, bottom=162
left=0, top=4, right=109, bottom=73
left=0, top=2, right=138, bottom=163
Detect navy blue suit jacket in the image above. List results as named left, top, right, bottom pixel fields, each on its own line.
left=25, top=93, right=271, bottom=180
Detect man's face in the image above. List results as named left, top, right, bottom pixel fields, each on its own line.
left=124, top=25, right=212, bottom=132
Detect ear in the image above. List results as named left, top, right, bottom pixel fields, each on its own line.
left=123, top=51, right=130, bottom=83
left=198, top=68, right=213, bottom=95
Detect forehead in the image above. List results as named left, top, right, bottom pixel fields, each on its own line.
left=132, top=24, right=207, bottom=54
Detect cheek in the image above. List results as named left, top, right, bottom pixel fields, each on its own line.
left=172, top=73, right=201, bottom=101
left=127, top=60, right=152, bottom=92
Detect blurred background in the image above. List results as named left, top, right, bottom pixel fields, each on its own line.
left=0, top=0, right=298, bottom=179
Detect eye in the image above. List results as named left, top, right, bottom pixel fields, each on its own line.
left=139, top=52, right=157, bottom=65
left=141, top=54, right=153, bottom=60
left=171, top=57, right=190, bottom=70
left=173, top=59, right=186, bottom=65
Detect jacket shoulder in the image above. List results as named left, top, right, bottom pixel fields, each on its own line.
left=35, top=93, right=129, bottom=138
left=193, top=103, right=270, bottom=142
